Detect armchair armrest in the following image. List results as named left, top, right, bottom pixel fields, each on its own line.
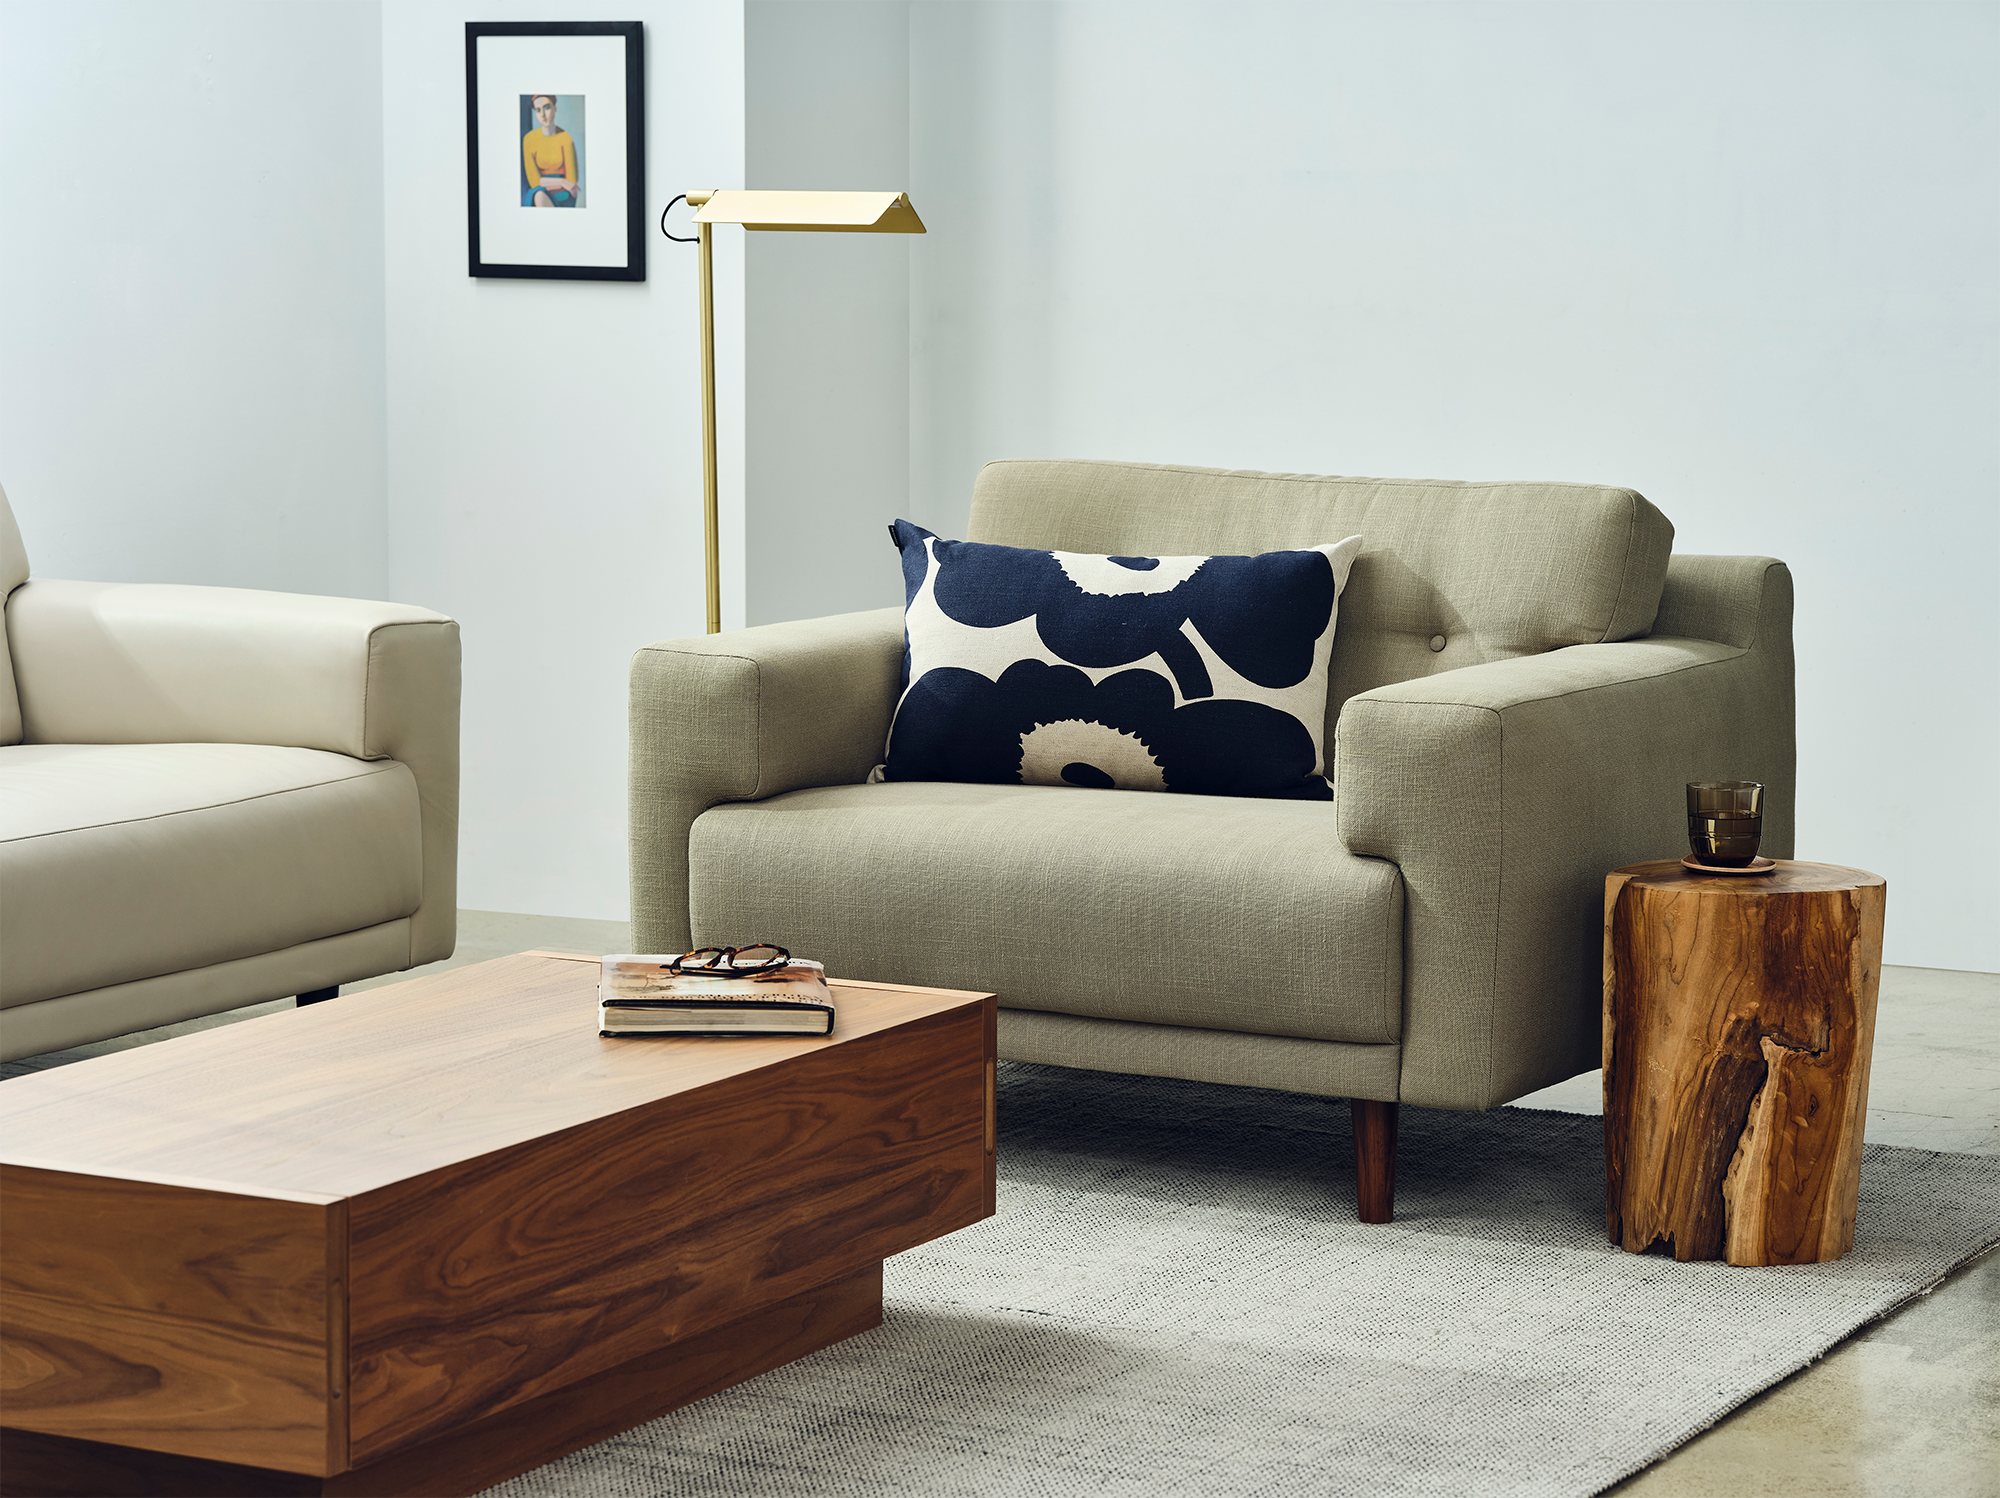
left=1336, top=556, right=1793, bottom=1110
left=7, top=578, right=461, bottom=964
left=629, top=607, right=904, bottom=952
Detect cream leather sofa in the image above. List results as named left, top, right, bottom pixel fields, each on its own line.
left=0, top=489, right=459, bottom=1061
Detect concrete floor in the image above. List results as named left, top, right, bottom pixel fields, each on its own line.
left=5, top=920, right=1995, bottom=1497
left=1511, top=965, right=2000, bottom=1497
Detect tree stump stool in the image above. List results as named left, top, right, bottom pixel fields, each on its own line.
left=1603, top=859, right=1886, bottom=1266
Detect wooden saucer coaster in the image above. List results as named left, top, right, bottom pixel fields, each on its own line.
left=1680, top=855, right=1777, bottom=876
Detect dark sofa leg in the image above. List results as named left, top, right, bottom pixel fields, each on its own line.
left=297, top=987, right=339, bottom=1006
left=1351, top=1099, right=1398, bottom=1224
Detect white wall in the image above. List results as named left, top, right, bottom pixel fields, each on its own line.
left=382, top=0, right=746, bottom=921
left=905, top=1, right=1999, bottom=972
left=0, top=0, right=389, bottom=598
left=744, top=0, right=911, bottom=624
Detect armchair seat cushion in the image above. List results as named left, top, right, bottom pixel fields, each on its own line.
left=0, top=743, right=423, bottom=1008
left=688, top=781, right=1404, bottom=1044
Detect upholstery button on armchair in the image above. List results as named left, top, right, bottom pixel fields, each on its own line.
left=627, top=460, right=1794, bottom=1220
left=0, top=488, right=459, bottom=1060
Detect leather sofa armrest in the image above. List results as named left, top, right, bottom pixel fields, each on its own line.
left=629, top=607, right=905, bottom=953
left=1335, top=558, right=1794, bottom=1110
left=7, top=578, right=461, bottom=965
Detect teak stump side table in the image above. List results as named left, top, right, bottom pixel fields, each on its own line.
left=1602, top=859, right=1887, bottom=1266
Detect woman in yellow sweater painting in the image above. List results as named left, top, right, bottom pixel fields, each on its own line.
left=521, top=94, right=580, bottom=208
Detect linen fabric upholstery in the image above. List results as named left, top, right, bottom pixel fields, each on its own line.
left=1338, top=555, right=1794, bottom=1107
left=968, top=460, right=1675, bottom=746
left=1650, top=552, right=1775, bottom=649
left=689, top=781, right=1403, bottom=1044
left=0, top=743, right=423, bottom=1007
left=996, top=1009, right=1402, bottom=1103
left=884, top=521, right=1362, bottom=799
left=629, top=608, right=906, bottom=955
left=0, top=485, right=28, bottom=745
left=628, top=459, right=1791, bottom=1114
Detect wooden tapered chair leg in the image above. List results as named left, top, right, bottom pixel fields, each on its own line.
left=1351, top=1099, right=1398, bottom=1224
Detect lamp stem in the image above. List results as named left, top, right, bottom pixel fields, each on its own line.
left=697, top=217, right=720, bottom=634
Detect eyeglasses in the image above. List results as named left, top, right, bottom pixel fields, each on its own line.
left=668, top=943, right=790, bottom=976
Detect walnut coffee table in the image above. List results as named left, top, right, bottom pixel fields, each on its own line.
left=0, top=952, right=996, bottom=1496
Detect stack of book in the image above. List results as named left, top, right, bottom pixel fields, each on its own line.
left=597, top=955, right=836, bottom=1037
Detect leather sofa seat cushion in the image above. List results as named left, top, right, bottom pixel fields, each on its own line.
left=689, top=781, right=1404, bottom=1044
left=0, top=743, right=423, bottom=1007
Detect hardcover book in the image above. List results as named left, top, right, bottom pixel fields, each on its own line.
left=598, top=955, right=836, bottom=1036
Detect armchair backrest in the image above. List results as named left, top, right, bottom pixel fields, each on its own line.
left=968, top=459, right=1675, bottom=734
left=0, top=486, right=27, bottom=746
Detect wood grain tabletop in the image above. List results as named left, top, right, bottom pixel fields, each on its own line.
left=0, top=952, right=993, bottom=1202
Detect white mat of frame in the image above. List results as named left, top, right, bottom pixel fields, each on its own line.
left=482, top=1062, right=2000, bottom=1498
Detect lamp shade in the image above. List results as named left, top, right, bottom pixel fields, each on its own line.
left=691, top=190, right=925, bottom=234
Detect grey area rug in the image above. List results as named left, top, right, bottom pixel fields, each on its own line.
left=482, top=1062, right=2000, bottom=1498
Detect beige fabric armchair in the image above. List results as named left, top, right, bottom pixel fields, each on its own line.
left=0, top=489, right=459, bottom=1061
left=628, top=460, right=1794, bottom=1218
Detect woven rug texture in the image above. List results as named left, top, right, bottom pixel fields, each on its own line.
left=481, top=1062, right=2000, bottom=1498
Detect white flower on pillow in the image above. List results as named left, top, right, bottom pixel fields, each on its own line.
left=1018, top=719, right=1168, bottom=792
left=1051, top=552, right=1208, bottom=597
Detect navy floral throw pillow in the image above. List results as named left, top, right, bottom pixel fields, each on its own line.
left=875, top=522, right=1363, bottom=800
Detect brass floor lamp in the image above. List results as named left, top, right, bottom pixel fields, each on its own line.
left=665, top=190, right=926, bottom=634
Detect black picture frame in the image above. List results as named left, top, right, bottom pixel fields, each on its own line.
left=466, top=21, right=645, bottom=281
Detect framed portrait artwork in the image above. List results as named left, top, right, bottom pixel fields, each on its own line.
left=465, top=21, right=645, bottom=281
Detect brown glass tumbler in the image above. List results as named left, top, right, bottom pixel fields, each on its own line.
left=1687, top=781, right=1763, bottom=867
